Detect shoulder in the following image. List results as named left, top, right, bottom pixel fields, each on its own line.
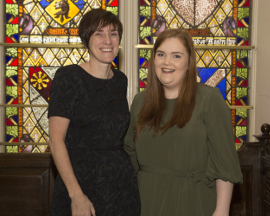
left=112, top=68, right=127, bottom=81
left=133, top=90, right=146, bottom=104
left=130, top=91, right=146, bottom=114
left=196, top=83, right=222, bottom=102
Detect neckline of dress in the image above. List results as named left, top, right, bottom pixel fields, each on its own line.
left=76, top=64, right=116, bottom=81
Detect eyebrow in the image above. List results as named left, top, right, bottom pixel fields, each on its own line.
left=96, top=28, right=117, bottom=32
left=156, top=50, right=184, bottom=55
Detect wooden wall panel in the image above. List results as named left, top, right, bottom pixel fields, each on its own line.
left=0, top=153, right=57, bottom=216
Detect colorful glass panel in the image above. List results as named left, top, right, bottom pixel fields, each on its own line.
left=138, top=0, right=251, bottom=143
left=5, top=0, right=119, bottom=153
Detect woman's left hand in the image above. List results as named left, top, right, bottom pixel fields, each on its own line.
left=212, top=210, right=229, bottom=216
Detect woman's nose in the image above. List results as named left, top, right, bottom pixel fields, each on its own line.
left=164, top=56, right=170, bottom=65
left=104, top=34, right=112, bottom=44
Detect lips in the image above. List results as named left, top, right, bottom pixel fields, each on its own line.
left=162, top=68, right=175, bottom=73
left=101, top=48, right=113, bottom=52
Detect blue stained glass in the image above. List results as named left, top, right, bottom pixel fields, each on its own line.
left=114, top=57, right=118, bottom=65
left=6, top=96, right=13, bottom=103
left=216, top=79, right=226, bottom=99
left=13, top=35, right=19, bottom=41
left=243, top=17, right=249, bottom=25
left=39, top=0, right=50, bottom=8
left=140, top=16, right=145, bottom=23
left=197, top=68, right=217, bottom=83
left=237, top=37, right=243, bottom=43
left=12, top=116, right=18, bottom=122
left=75, top=0, right=86, bottom=9
left=241, top=97, right=248, bottom=104
left=139, top=58, right=145, bottom=66
left=235, top=116, right=241, bottom=123
left=6, top=56, right=12, bottom=63
left=12, top=76, right=18, bottom=83
left=242, top=58, right=248, bottom=65
left=241, top=136, right=247, bottom=142
left=146, top=36, right=151, bottom=43
left=6, top=135, right=13, bottom=141
left=6, top=14, right=12, bottom=21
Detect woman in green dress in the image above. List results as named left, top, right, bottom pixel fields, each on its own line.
left=124, top=29, right=242, bottom=216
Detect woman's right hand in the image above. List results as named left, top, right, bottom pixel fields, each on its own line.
left=71, top=193, right=96, bottom=216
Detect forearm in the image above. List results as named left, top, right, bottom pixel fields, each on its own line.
left=213, top=179, right=234, bottom=216
left=49, top=140, right=83, bottom=198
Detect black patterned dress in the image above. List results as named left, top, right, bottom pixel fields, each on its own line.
left=48, top=65, right=140, bottom=216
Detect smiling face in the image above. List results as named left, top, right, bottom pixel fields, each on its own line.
left=88, top=24, right=119, bottom=65
left=154, top=37, right=189, bottom=98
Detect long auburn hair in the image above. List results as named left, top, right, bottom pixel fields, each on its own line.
left=135, top=29, right=197, bottom=138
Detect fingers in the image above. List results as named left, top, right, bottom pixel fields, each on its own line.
left=90, top=204, right=96, bottom=216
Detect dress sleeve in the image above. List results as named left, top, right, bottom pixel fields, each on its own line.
left=48, top=67, right=77, bottom=119
left=204, top=88, right=243, bottom=186
left=124, top=94, right=140, bottom=173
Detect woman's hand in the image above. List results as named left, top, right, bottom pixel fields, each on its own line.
left=71, top=193, right=96, bottom=216
left=212, top=210, right=229, bottom=216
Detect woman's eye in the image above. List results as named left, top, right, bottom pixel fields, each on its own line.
left=173, top=55, right=180, bottom=58
left=157, top=53, right=164, bottom=57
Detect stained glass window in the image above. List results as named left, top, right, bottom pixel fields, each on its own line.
left=138, top=0, right=251, bottom=145
left=4, top=0, right=119, bottom=153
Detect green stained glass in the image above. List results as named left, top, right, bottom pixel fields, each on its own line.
left=140, top=6, right=151, bottom=18
left=237, top=68, right=247, bottom=80
left=236, top=87, right=247, bottom=99
left=236, top=126, right=247, bottom=138
left=237, top=50, right=248, bottom=59
left=6, top=146, right=18, bottom=153
left=138, top=0, right=251, bottom=142
left=6, top=47, right=17, bottom=57
left=140, top=27, right=152, bottom=39
left=4, top=0, right=119, bottom=153
left=237, top=28, right=249, bottom=40
left=6, top=107, right=18, bottom=118
left=236, top=109, right=247, bottom=119
left=6, top=86, right=18, bottom=98
left=6, top=66, right=18, bottom=77
left=238, top=8, right=249, bottom=20
left=106, top=7, right=118, bottom=16
left=6, top=4, right=18, bottom=17
left=6, top=126, right=18, bottom=138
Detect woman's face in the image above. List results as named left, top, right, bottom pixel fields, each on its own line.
left=88, top=24, right=119, bottom=65
left=154, top=37, right=189, bottom=96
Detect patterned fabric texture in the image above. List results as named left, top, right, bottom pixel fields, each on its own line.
left=48, top=65, right=140, bottom=216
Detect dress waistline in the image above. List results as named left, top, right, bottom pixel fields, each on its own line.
left=139, top=165, right=205, bottom=183
left=69, top=146, right=124, bottom=152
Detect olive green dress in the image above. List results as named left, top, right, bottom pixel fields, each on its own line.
left=124, top=83, right=242, bottom=216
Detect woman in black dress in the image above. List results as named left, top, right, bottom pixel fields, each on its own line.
left=48, top=9, right=140, bottom=216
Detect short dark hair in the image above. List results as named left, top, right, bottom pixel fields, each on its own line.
left=79, top=9, right=123, bottom=49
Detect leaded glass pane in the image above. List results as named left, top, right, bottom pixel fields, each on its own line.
left=5, top=0, right=119, bottom=153
left=138, top=0, right=251, bottom=143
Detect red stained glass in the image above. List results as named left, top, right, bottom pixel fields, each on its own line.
left=243, top=0, right=250, bottom=7
left=110, top=0, right=118, bottom=7
left=11, top=16, right=19, bottom=24
left=10, top=58, right=18, bottom=66
left=241, top=119, right=247, bottom=126
left=6, top=78, right=13, bottom=86
left=140, top=80, right=146, bottom=88
left=6, top=36, right=13, bottom=43
left=238, top=20, right=245, bottom=28
left=6, top=118, right=13, bottom=126
left=6, top=0, right=14, bottom=4
left=241, top=80, right=248, bottom=87
left=237, top=61, right=243, bottom=68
